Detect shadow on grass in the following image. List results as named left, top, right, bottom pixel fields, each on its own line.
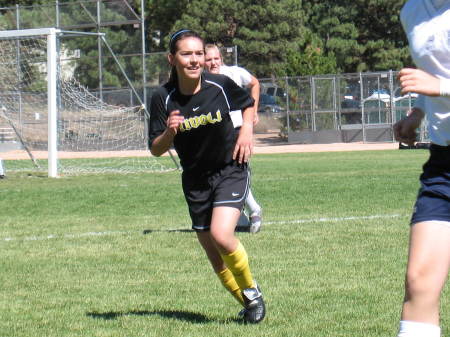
left=87, top=309, right=243, bottom=324
left=87, top=309, right=212, bottom=323
left=142, top=229, right=194, bottom=234
left=142, top=225, right=252, bottom=234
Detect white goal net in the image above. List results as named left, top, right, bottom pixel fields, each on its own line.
left=0, top=28, right=173, bottom=176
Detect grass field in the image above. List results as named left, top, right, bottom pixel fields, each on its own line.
left=0, top=149, right=448, bottom=337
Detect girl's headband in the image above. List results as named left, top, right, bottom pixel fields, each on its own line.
left=169, top=29, right=192, bottom=48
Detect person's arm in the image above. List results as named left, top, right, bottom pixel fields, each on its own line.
left=233, top=105, right=254, bottom=164
left=150, top=110, right=184, bottom=157
left=248, top=75, right=260, bottom=125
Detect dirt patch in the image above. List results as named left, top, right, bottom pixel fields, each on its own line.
left=0, top=141, right=398, bottom=161
left=0, top=131, right=399, bottom=160
left=253, top=142, right=398, bottom=154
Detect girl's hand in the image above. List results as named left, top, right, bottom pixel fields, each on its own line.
left=167, top=110, right=185, bottom=135
left=233, top=122, right=253, bottom=164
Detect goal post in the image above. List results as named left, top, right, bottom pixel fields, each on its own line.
left=0, top=28, right=59, bottom=177
left=47, top=29, right=58, bottom=178
left=0, top=28, right=174, bottom=177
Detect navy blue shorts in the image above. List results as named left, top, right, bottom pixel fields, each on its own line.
left=181, top=161, right=250, bottom=231
left=411, top=144, right=450, bottom=225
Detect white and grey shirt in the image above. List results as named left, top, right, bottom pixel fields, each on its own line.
left=401, top=0, right=450, bottom=145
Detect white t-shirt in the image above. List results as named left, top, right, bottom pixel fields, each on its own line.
left=401, top=0, right=450, bottom=145
left=219, top=65, right=252, bottom=89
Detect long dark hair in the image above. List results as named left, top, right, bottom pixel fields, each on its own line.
left=168, top=29, right=204, bottom=85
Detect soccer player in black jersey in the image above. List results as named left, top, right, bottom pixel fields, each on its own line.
left=148, top=29, right=266, bottom=324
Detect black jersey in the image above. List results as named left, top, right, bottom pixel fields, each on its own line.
left=149, top=72, right=254, bottom=174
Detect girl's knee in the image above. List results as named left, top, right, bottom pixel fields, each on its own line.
left=210, top=229, right=236, bottom=254
left=405, top=269, right=442, bottom=300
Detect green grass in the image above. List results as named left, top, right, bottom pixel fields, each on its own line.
left=1, top=150, right=448, bottom=337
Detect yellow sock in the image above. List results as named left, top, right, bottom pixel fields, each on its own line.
left=217, top=268, right=244, bottom=305
left=220, top=241, right=255, bottom=290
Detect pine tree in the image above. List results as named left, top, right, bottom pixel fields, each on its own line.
left=304, top=0, right=410, bottom=73
left=173, top=0, right=309, bottom=77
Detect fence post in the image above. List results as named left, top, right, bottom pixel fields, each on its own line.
left=359, top=72, right=366, bottom=142
left=285, top=76, right=290, bottom=138
left=337, top=75, right=342, bottom=132
left=332, top=76, right=337, bottom=130
left=389, top=70, right=395, bottom=142
left=311, top=76, right=316, bottom=132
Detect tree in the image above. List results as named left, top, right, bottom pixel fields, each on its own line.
left=172, top=0, right=309, bottom=78
left=285, top=31, right=337, bottom=76
left=144, top=0, right=191, bottom=52
left=355, top=0, right=411, bottom=71
left=304, top=0, right=411, bottom=73
left=0, top=0, right=43, bottom=6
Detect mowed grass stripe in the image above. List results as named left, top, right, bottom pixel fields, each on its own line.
left=1, top=213, right=405, bottom=242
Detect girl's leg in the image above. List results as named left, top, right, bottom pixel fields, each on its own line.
left=210, top=206, right=255, bottom=290
left=209, top=206, right=241, bottom=253
left=245, top=189, right=261, bottom=215
left=196, top=206, right=256, bottom=292
left=397, top=221, right=450, bottom=337
left=196, top=231, right=243, bottom=305
left=245, top=189, right=262, bottom=233
left=197, top=206, right=265, bottom=323
left=401, top=221, right=450, bottom=324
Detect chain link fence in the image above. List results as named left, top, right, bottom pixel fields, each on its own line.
left=258, top=71, right=424, bottom=144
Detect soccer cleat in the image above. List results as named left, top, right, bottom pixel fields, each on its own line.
left=241, top=283, right=266, bottom=324
left=249, top=210, right=262, bottom=233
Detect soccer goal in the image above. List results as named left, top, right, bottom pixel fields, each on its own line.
left=0, top=28, right=173, bottom=177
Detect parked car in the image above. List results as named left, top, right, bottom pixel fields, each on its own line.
left=264, top=86, right=286, bottom=98
left=258, top=93, right=283, bottom=116
left=260, top=82, right=286, bottom=99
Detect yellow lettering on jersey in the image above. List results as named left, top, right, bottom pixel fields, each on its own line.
left=179, top=110, right=223, bottom=133
left=181, top=120, right=191, bottom=131
left=189, top=116, right=199, bottom=128
left=215, top=110, right=222, bottom=123
left=206, top=112, right=215, bottom=124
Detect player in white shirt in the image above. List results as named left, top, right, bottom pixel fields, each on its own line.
left=393, top=1, right=450, bottom=336
left=205, top=44, right=263, bottom=233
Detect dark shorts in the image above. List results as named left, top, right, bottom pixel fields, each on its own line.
left=411, top=144, right=450, bottom=225
left=182, top=161, right=250, bottom=231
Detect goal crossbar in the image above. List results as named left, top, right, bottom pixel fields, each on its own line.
left=0, top=28, right=60, bottom=39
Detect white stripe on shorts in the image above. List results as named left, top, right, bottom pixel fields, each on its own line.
left=412, top=220, right=450, bottom=228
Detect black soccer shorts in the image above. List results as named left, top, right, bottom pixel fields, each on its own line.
left=411, top=144, right=450, bottom=225
left=181, top=161, right=250, bottom=231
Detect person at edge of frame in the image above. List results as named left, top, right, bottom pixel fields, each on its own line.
left=204, top=43, right=263, bottom=234
left=147, top=29, right=266, bottom=324
left=393, top=0, right=450, bottom=336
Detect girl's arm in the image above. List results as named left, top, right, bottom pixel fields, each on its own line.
left=150, top=110, right=184, bottom=157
